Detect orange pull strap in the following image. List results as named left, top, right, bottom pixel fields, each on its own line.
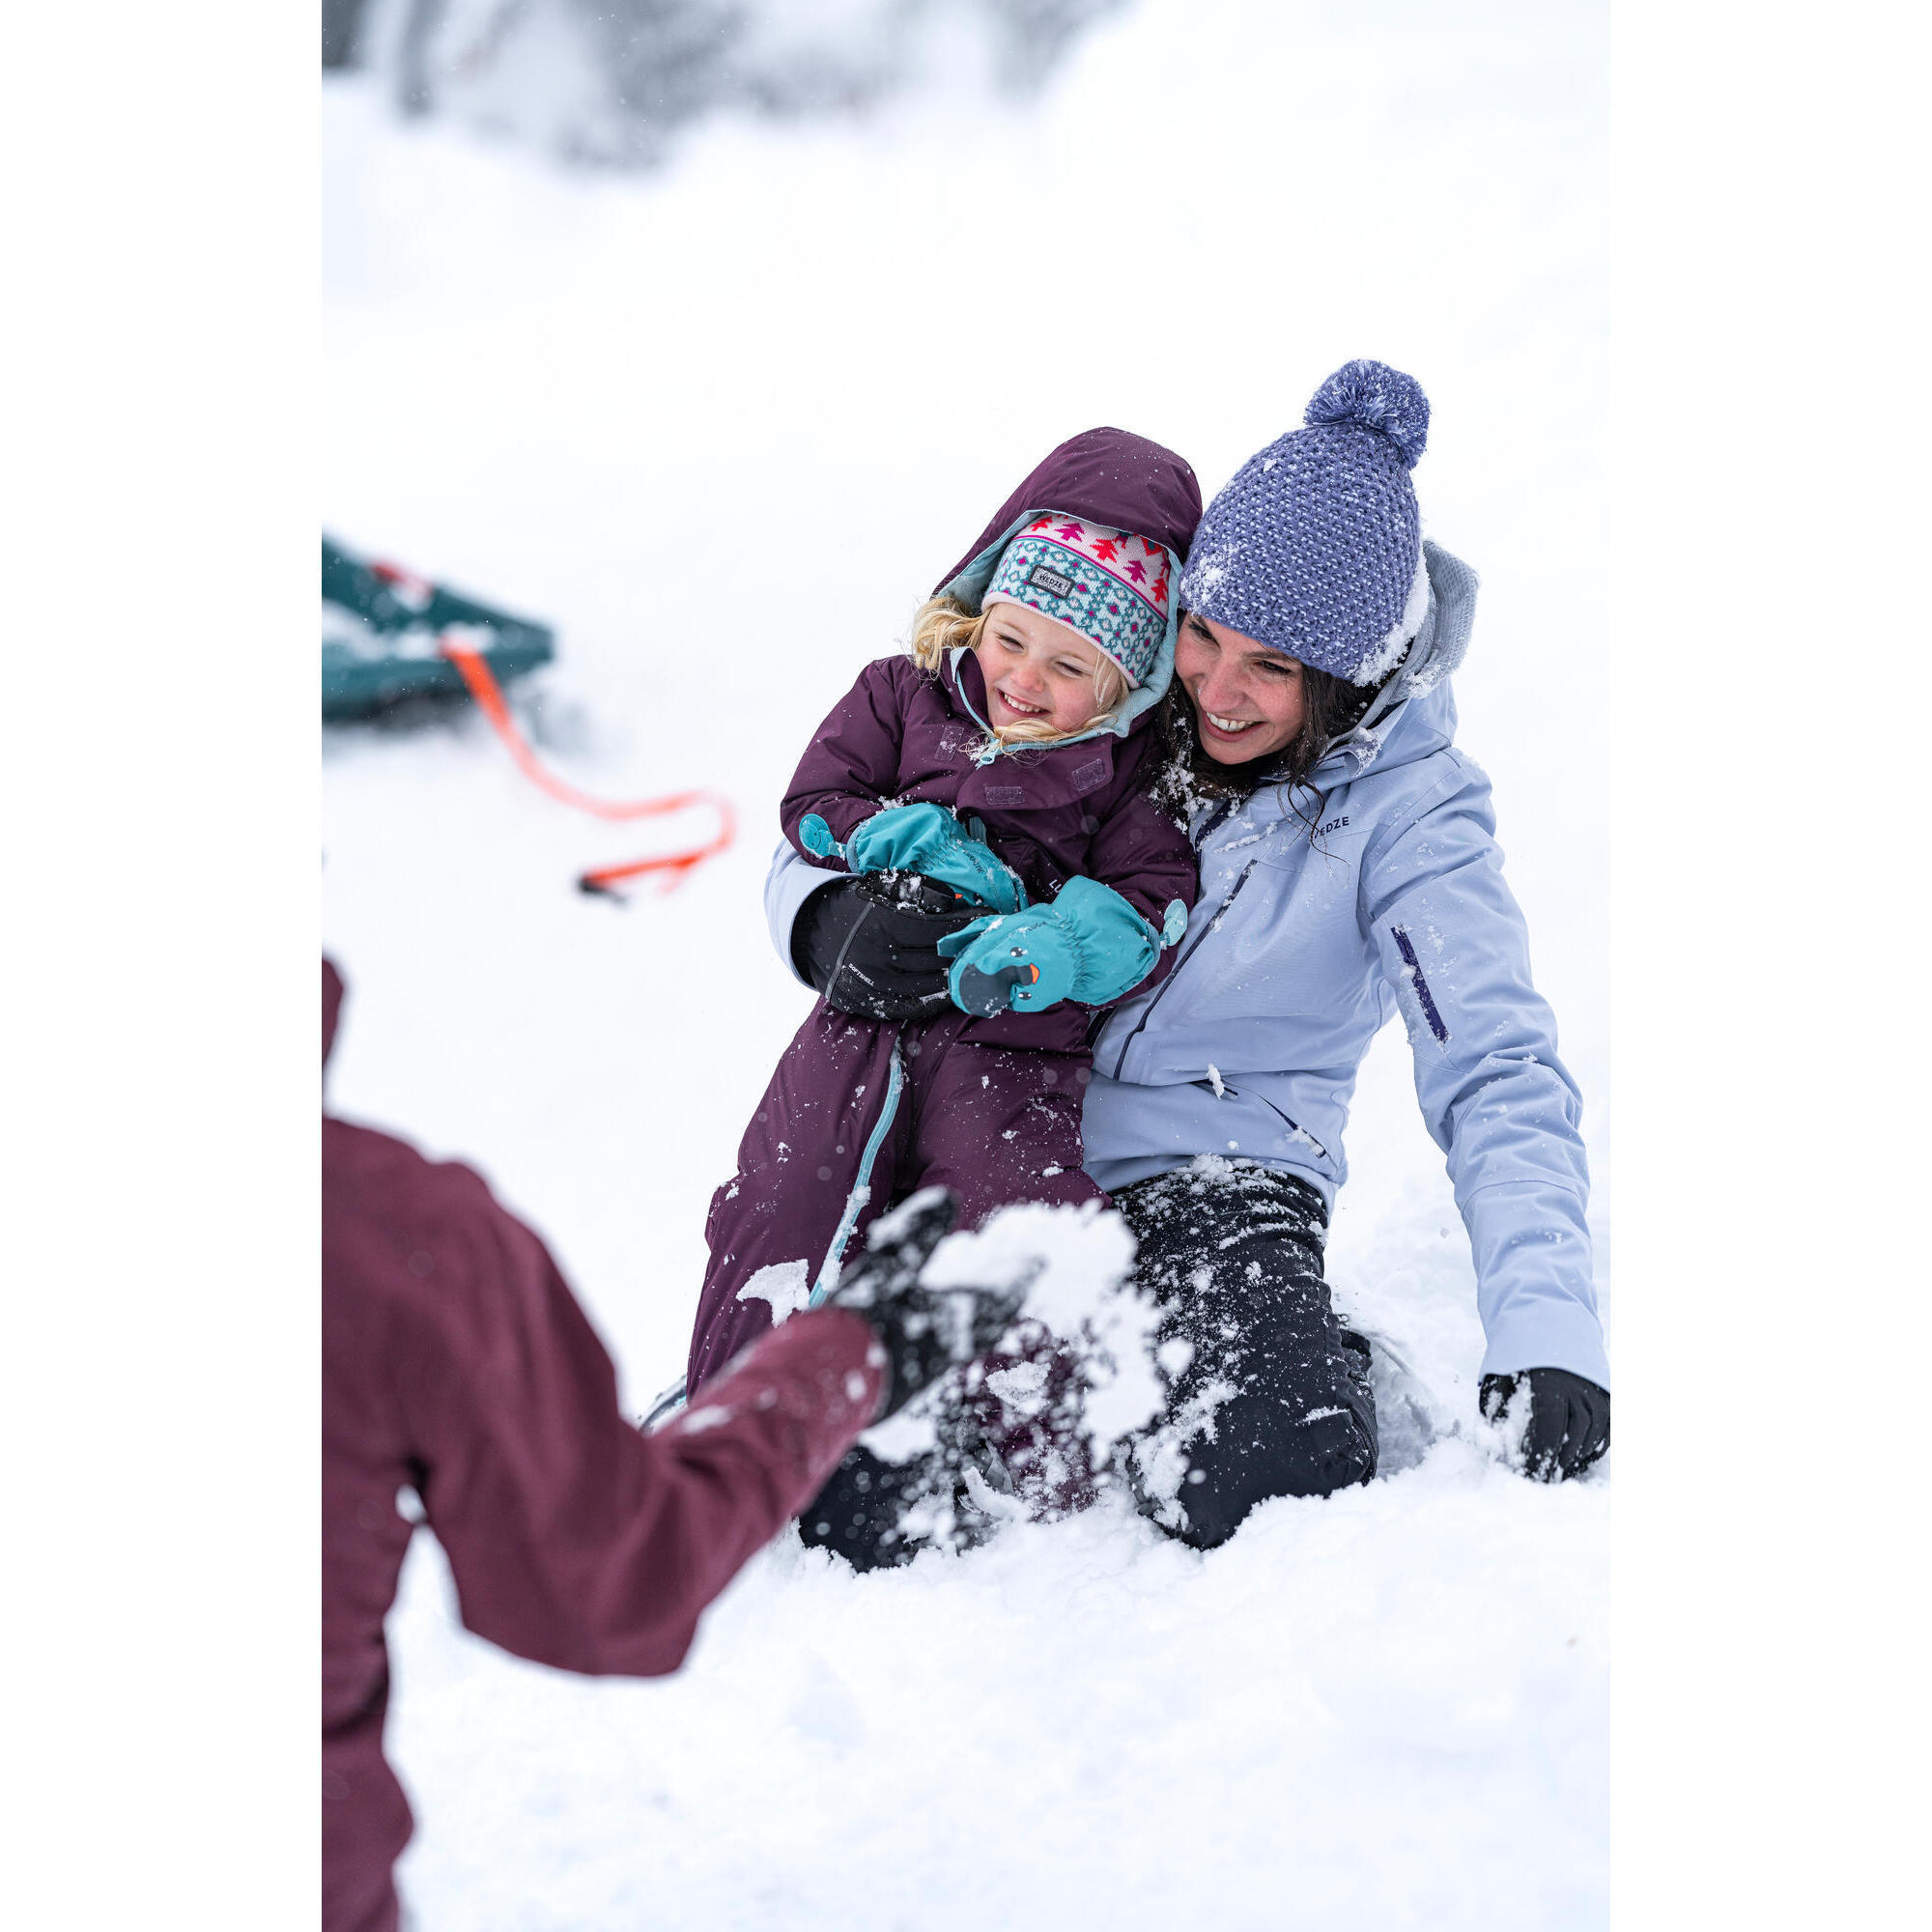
left=439, top=638, right=736, bottom=897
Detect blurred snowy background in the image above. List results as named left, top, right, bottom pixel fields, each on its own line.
left=325, top=0, right=1128, bottom=163
left=323, top=2, right=1608, bottom=1925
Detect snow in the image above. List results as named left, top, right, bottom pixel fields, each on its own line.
left=923, top=1196, right=1163, bottom=1453
left=1350, top=552, right=1435, bottom=687
left=735, top=1257, right=812, bottom=1324
left=671, top=1405, right=733, bottom=1435
left=324, top=2, right=1608, bottom=1924
left=384, top=1457, right=1605, bottom=1930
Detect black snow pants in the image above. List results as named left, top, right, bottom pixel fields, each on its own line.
left=1114, top=1159, right=1377, bottom=1548
left=800, top=1158, right=1376, bottom=1569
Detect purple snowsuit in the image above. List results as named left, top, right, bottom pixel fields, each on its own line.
left=687, top=430, right=1203, bottom=1396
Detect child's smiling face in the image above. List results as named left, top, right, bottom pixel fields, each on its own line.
left=973, top=601, right=1115, bottom=737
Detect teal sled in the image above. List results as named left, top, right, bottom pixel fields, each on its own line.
left=322, top=535, right=554, bottom=721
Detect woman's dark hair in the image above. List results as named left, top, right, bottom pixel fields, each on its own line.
left=1151, top=613, right=1389, bottom=830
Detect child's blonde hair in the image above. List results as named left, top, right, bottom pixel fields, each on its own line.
left=909, top=595, right=1130, bottom=746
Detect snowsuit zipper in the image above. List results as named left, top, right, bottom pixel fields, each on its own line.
left=809, top=1030, right=907, bottom=1306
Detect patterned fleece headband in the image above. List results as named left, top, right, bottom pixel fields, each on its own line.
left=980, top=513, right=1173, bottom=688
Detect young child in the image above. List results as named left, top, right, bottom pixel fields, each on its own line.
left=685, top=429, right=1202, bottom=1402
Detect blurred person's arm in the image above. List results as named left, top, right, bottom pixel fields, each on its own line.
left=365, top=1149, right=879, bottom=1677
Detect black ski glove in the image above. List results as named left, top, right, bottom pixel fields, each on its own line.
left=827, top=1188, right=1026, bottom=1420
left=1480, top=1368, right=1610, bottom=1482
left=793, top=873, right=980, bottom=1021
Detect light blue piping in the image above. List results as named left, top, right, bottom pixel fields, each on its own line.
left=947, top=649, right=1006, bottom=767
left=808, top=1031, right=907, bottom=1307
left=643, top=1032, right=908, bottom=1428
left=641, top=1378, right=687, bottom=1430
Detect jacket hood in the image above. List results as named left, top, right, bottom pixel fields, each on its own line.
left=934, top=428, right=1204, bottom=742
left=1307, top=539, right=1479, bottom=787
left=932, top=428, right=1203, bottom=594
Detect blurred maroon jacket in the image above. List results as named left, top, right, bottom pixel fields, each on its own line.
left=323, top=960, right=882, bottom=1932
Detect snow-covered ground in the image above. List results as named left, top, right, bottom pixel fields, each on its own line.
left=323, top=3, right=1608, bottom=1924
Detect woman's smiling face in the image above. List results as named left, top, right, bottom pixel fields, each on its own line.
left=1175, top=610, right=1309, bottom=763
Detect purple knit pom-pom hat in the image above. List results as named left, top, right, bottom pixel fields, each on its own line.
left=1179, top=360, right=1435, bottom=684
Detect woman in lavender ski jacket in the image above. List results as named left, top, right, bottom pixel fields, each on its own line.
left=768, top=362, right=1609, bottom=1554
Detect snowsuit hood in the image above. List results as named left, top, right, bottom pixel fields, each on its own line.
left=933, top=428, right=1204, bottom=593
left=933, top=428, right=1205, bottom=740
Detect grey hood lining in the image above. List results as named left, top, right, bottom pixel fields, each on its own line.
left=1314, top=539, right=1478, bottom=779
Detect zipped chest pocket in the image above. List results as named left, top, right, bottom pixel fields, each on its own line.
left=1189, top=1074, right=1333, bottom=1163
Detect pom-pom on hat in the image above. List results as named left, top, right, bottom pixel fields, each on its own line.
left=1179, top=359, right=1434, bottom=684
left=981, top=513, right=1174, bottom=688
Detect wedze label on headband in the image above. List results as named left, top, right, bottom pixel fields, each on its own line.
left=1027, top=564, right=1075, bottom=599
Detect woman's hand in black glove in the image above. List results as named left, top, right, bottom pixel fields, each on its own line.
left=1479, top=1368, right=1610, bottom=1482
left=827, top=1188, right=1027, bottom=1421
left=793, top=872, right=981, bottom=1021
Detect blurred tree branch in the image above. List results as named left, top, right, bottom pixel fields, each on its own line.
left=323, top=0, right=1127, bottom=166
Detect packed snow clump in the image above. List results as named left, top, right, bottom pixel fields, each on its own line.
left=920, top=1199, right=1162, bottom=1455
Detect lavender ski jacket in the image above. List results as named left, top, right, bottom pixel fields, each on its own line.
left=765, top=541, right=1609, bottom=1390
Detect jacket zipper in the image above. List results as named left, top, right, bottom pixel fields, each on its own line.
left=1245, top=1088, right=1331, bottom=1162
left=1105, top=805, right=1266, bottom=1082
left=1191, top=1076, right=1332, bottom=1162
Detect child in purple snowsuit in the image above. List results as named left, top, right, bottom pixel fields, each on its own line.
left=686, top=430, right=1203, bottom=1397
